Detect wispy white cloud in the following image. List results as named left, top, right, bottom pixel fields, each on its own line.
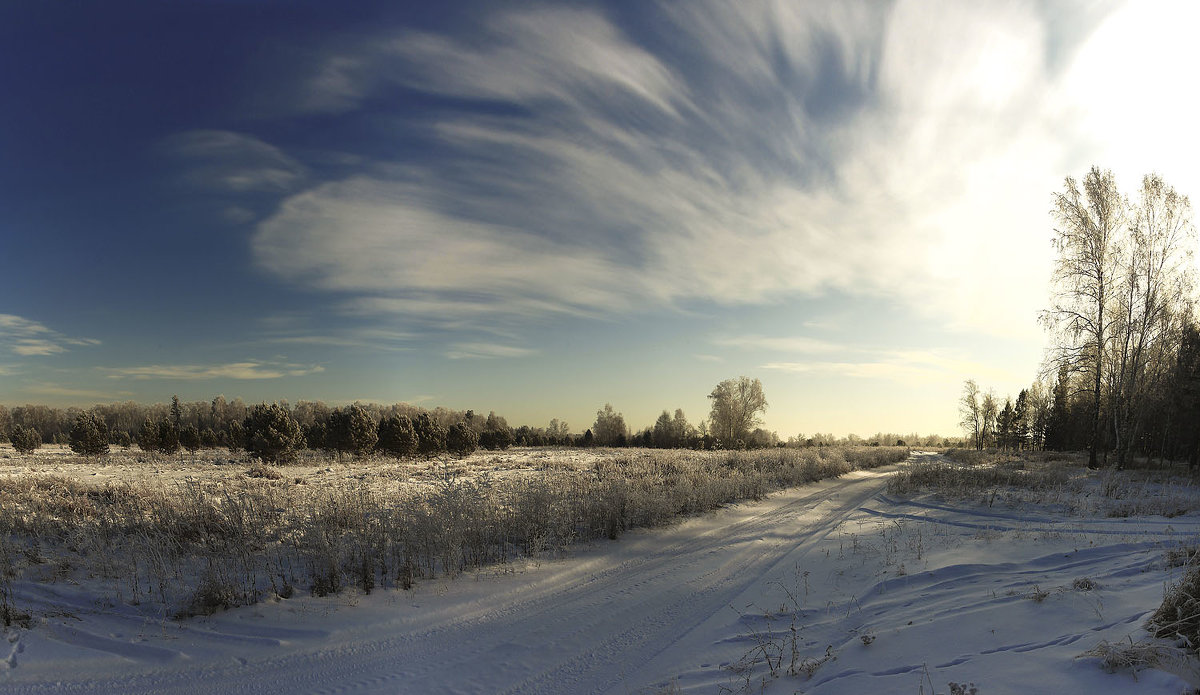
left=23, top=383, right=127, bottom=401
left=445, top=343, right=538, bottom=360
left=763, top=348, right=1022, bottom=387
left=100, top=360, right=324, bottom=381
left=252, top=1, right=1192, bottom=345
left=259, top=327, right=416, bottom=352
left=712, top=335, right=840, bottom=354
left=163, top=130, right=306, bottom=193
left=0, top=314, right=100, bottom=357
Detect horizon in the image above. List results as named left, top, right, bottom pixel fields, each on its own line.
left=5, top=1, right=1200, bottom=439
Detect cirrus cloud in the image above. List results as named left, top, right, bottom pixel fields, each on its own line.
left=0, top=314, right=100, bottom=357
left=251, top=1, right=1193, bottom=346
left=100, top=360, right=324, bottom=381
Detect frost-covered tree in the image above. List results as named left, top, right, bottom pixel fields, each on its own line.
left=327, top=404, right=378, bottom=457
left=377, top=415, right=418, bottom=458
left=592, top=404, right=627, bottom=446
left=137, top=418, right=160, bottom=453
left=708, top=377, right=767, bottom=446
left=414, top=413, right=447, bottom=457
left=10, top=424, right=41, bottom=455
left=69, top=411, right=110, bottom=457
left=959, top=380, right=983, bottom=450
left=243, top=403, right=304, bottom=464
left=179, top=424, right=201, bottom=458
left=446, top=422, right=479, bottom=457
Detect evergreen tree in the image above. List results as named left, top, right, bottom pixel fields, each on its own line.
left=137, top=418, right=160, bottom=453
left=69, top=411, right=110, bottom=457
left=179, top=424, right=201, bottom=458
left=157, top=417, right=181, bottom=456
left=414, top=413, right=447, bottom=457
left=1013, top=390, right=1029, bottom=450
left=304, top=421, right=328, bottom=452
left=226, top=421, right=246, bottom=452
left=377, top=415, right=418, bottom=458
left=112, top=429, right=133, bottom=449
left=243, top=403, right=304, bottom=464
left=478, top=411, right=514, bottom=450
left=10, top=425, right=41, bottom=455
left=327, top=404, right=378, bottom=457
left=446, top=422, right=479, bottom=457
left=996, top=400, right=1015, bottom=451
left=1045, top=367, right=1072, bottom=451
left=1170, top=322, right=1200, bottom=468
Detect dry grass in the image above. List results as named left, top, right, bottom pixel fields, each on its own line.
left=0, top=446, right=908, bottom=619
left=1148, top=559, right=1200, bottom=654
left=1079, top=638, right=1177, bottom=676
left=888, top=449, right=1199, bottom=518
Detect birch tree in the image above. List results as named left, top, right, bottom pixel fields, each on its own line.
left=1044, top=167, right=1126, bottom=468
left=958, top=379, right=982, bottom=450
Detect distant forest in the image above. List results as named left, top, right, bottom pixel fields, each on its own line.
left=0, top=379, right=952, bottom=462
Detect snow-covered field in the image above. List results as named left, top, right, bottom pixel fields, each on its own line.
left=2, top=450, right=1198, bottom=694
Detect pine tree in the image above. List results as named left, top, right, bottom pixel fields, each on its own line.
left=325, top=405, right=378, bottom=458
left=414, top=413, right=447, bottom=457
left=10, top=425, right=41, bottom=455
left=179, top=424, right=201, bottom=458
left=377, top=415, right=418, bottom=458
left=157, top=417, right=180, bottom=456
left=69, top=411, right=110, bottom=457
left=243, top=403, right=304, bottom=464
left=446, top=422, right=479, bottom=457
left=137, top=418, right=160, bottom=453
left=1013, top=390, right=1029, bottom=450
left=1045, top=368, right=1073, bottom=451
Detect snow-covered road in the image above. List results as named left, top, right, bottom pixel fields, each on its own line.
left=4, top=452, right=1198, bottom=694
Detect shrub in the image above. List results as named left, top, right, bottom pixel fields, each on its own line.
left=1148, top=561, right=1200, bottom=653
left=69, top=411, right=110, bottom=457
left=243, top=403, right=304, bottom=464
left=9, top=425, right=42, bottom=455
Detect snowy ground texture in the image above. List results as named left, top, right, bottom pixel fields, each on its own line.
left=2, top=451, right=1198, bottom=694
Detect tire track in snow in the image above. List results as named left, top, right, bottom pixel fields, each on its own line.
left=6, top=462, right=907, bottom=695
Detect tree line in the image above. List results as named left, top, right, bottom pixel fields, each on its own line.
left=2, top=376, right=797, bottom=461
left=962, top=167, right=1200, bottom=470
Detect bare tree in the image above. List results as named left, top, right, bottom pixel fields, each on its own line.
left=1106, top=174, right=1195, bottom=468
left=708, top=377, right=767, bottom=446
left=1044, top=166, right=1126, bottom=468
left=958, top=379, right=983, bottom=450
left=592, top=404, right=627, bottom=446
left=980, top=390, right=998, bottom=449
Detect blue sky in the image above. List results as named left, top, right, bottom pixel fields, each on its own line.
left=4, top=1, right=1199, bottom=437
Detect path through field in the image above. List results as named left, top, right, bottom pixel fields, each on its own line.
left=3, top=452, right=1197, bottom=694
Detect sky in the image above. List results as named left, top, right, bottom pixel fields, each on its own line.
left=3, top=0, right=1200, bottom=438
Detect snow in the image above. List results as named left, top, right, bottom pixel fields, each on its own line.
left=1, top=451, right=1197, bottom=694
